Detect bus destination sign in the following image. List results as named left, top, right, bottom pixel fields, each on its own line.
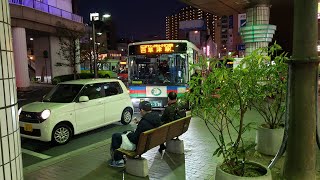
left=129, top=42, right=187, bottom=55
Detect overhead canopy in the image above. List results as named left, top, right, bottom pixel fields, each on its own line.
left=179, top=0, right=274, bottom=16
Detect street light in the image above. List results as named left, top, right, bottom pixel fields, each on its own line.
left=101, top=13, right=111, bottom=52
left=102, top=13, right=111, bottom=20
left=90, top=12, right=99, bottom=78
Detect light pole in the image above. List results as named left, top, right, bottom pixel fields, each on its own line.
left=102, top=13, right=111, bottom=52
left=90, top=12, right=99, bottom=78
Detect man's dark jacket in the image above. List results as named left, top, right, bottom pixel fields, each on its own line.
left=127, top=112, right=161, bottom=144
left=161, top=102, right=177, bottom=124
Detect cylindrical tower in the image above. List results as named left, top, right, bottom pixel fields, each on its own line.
left=0, top=1, right=24, bottom=179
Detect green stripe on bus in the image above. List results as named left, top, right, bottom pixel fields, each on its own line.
left=130, top=94, right=146, bottom=98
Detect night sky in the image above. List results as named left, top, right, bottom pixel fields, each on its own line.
left=78, top=0, right=186, bottom=41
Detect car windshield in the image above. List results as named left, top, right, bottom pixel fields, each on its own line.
left=128, top=54, right=188, bottom=85
left=43, top=84, right=84, bottom=103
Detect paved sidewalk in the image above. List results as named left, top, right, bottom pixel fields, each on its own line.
left=23, top=111, right=296, bottom=180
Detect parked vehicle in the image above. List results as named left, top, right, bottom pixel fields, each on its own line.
left=19, top=79, right=133, bottom=145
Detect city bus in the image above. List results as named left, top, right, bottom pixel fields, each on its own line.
left=127, top=40, right=203, bottom=112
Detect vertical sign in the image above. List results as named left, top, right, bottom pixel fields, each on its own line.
left=238, top=13, right=246, bottom=32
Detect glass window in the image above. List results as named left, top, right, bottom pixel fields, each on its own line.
left=43, top=84, right=83, bottom=103
left=103, top=82, right=123, bottom=96
left=128, top=54, right=187, bottom=85
left=79, top=83, right=104, bottom=100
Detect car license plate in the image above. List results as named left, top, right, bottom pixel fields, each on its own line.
left=24, top=124, right=33, bottom=132
left=150, top=101, right=162, bottom=107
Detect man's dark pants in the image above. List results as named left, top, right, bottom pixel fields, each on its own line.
left=111, top=133, right=123, bottom=161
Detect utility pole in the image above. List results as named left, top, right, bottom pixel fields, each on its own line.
left=92, top=21, right=98, bottom=78
left=90, top=12, right=99, bottom=78
left=283, top=0, right=318, bottom=179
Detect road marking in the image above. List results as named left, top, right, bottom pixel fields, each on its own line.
left=22, top=148, right=52, bottom=160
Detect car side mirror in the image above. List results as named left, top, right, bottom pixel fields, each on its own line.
left=79, top=96, right=89, bottom=102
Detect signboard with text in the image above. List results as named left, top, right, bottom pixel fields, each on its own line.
left=238, top=13, right=246, bottom=32
left=129, top=43, right=187, bottom=55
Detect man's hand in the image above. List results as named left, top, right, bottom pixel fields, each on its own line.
left=133, top=118, right=140, bottom=124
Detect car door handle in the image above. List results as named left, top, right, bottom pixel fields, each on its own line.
left=97, top=101, right=103, bottom=104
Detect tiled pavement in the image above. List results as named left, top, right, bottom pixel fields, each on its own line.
left=23, top=110, right=306, bottom=180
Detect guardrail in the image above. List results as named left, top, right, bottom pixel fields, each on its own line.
left=8, top=0, right=83, bottom=23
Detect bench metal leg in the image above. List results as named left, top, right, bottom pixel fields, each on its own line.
left=125, top=157, right=148, bottom=177
left=166, top=139, right=184, bottom=154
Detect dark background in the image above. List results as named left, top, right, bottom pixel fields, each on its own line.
left=78, top=0, right=186, bottom=40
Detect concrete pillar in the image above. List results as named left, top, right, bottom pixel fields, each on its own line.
left=240, top=3, right=276, bottom=55
left=0, top=0, right=24, bottom=179
left=12, top=27, right=30, bottom=89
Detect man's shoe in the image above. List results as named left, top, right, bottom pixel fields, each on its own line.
left=109, top=159, right=125, bottom=168
left=158, top=145, right=166, bottom=154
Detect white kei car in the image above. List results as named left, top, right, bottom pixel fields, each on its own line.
left=19, top=79, right=134, bottom=145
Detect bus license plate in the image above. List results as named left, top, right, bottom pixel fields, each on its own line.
left=24, top=124, right=33, bottom=132
left=151, top=101, right=162, bottom=107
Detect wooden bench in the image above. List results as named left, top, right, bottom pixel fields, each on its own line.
left=117, top=115, right=192, bottom=177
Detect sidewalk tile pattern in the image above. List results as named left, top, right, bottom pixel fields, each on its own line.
left=24, top=113, right=320, bottom=180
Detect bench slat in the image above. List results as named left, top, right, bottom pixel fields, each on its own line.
left=144, top=125, right=169, bottom=151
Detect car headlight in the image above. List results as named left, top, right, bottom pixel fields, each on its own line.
left=18, top=108, right=22, bottom=116
left=41, top=109, right=51, bottom=119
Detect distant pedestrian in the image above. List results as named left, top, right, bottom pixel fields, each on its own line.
left=109, top=101, right=161, bottom=168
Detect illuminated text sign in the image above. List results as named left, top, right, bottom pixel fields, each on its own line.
left=129, top=42, right=187, bottom=55
left=140, top=44, right=174, bottom=54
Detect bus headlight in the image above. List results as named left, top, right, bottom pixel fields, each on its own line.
left=41, top=109, right=51, bottom=120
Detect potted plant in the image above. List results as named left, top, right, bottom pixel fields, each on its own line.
left=186, top=55, right=272, bottom=179
left=241, top=44, right=288, bottom=156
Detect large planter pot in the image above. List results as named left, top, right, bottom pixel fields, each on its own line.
left=215, top=161, right=272, bottom=180
left=256, top=125, right=284, bottom=156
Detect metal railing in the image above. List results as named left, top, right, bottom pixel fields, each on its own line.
left=9, top=0, right=83, bottom=23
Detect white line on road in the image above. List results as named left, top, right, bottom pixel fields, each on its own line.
left=22, top=148, right=52, bottom=160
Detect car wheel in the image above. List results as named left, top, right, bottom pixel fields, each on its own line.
left=52, top=124, right=72, bottom=145
left=121, top=108, right=132, bottom=125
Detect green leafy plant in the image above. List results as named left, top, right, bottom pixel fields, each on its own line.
left=241, top=43, right=288, bottom=129
left=186, top=56, right=256, bottom=176
left=186, top=43, right=287, bottom=176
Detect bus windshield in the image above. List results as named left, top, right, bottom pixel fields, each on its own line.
left=128, top=53, right=188, bottom=85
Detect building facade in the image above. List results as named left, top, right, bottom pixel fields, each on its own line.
left=9, top=0, right=84, bottom=88
left=216, top=14, right=244, bottom=57
left=165, top=6, right=217, bottom=41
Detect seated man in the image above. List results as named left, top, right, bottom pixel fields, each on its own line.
left=109, top=101, right=161, bottom=168
left=161, top=92, right=179, bottom=124
left=158, top=92, right=186, bottom=153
